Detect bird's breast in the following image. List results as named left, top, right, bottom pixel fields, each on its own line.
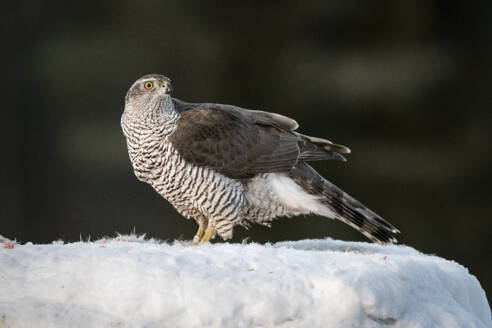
left=122, top=119, right=175, bottom=181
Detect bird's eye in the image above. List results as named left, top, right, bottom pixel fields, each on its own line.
left=144, top=81, right=154, bottom=90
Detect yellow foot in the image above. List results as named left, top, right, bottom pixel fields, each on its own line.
left=192, top=225, right=205, bottom=246
left=200, top=226, right=215, bottom=243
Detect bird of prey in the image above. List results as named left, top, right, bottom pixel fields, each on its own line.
left=121, top=74, right=399, bottom=245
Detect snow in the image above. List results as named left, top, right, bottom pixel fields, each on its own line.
left=0, top=234, right=490, bottom=328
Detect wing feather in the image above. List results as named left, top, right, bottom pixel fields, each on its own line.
left=168, top=100, right=349, bottom=179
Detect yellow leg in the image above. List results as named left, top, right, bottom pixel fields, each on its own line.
left=200, top=225, right=215, bottom=243
left=192, top=224, right=205, bottom=246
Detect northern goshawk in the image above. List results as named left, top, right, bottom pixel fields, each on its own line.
left=121, top=74, right=399, bottom=244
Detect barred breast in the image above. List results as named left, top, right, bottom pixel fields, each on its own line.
left=122, top=116, right=245, bottom=239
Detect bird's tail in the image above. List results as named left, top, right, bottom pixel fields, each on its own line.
left=290, top=162, right=399, bottom=244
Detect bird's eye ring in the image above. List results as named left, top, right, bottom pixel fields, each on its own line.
left=144, top=81, right=154, bottom=90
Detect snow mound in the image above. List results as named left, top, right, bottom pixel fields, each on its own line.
left=0, top=235, right=490, bottom=328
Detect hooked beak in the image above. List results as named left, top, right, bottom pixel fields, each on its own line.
left=163, top=81, right=172, bottom=94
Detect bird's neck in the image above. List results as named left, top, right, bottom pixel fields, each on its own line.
left=122, top=99, right=179, bottom=145
left=125, top=96, right=177, bottom=125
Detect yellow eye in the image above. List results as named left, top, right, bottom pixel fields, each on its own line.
left=144, top=81, right=153, bottom=90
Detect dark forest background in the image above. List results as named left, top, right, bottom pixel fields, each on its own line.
left=2, top=1, right=491, bottom=302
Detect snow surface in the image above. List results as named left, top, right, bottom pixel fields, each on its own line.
left=0, top=234, right=490, bottom=328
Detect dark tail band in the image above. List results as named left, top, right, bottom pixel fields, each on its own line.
left=290, top=162, right=399, bottom=244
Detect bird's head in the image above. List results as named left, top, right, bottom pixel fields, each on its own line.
left=124, top=74, right=175, bottom=119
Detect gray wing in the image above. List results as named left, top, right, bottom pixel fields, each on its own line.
left=169, top=100, right=350, bottom=179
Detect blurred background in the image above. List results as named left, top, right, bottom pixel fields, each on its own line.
left=2, top=1, right=491, bottom=302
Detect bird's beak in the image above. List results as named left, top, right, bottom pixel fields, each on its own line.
left=163, top=81, right=172, bottom=94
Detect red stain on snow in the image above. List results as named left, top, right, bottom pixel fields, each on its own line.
left=3, top=241, right=15, bottom=249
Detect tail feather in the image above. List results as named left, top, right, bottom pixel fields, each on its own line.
left=324, top=187, right=399, bottom=244
left=290, top=162, right=399, bottom=244
left=299, top=134, right=351, bottom=154
left=297, top=134, right=350, bottom=162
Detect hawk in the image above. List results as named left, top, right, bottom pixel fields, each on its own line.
left=121, top=74, right=399, bottom=245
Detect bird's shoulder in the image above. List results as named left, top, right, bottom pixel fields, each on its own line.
left=171, top=98, right=298, bottom=132
left=168, top=99, right=301, bottom=178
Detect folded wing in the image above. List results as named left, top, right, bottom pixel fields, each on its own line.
left=168, top=101, right=349, bottom=179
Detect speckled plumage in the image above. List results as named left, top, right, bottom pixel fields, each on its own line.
left=121, top=74, right=399, bottom=244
